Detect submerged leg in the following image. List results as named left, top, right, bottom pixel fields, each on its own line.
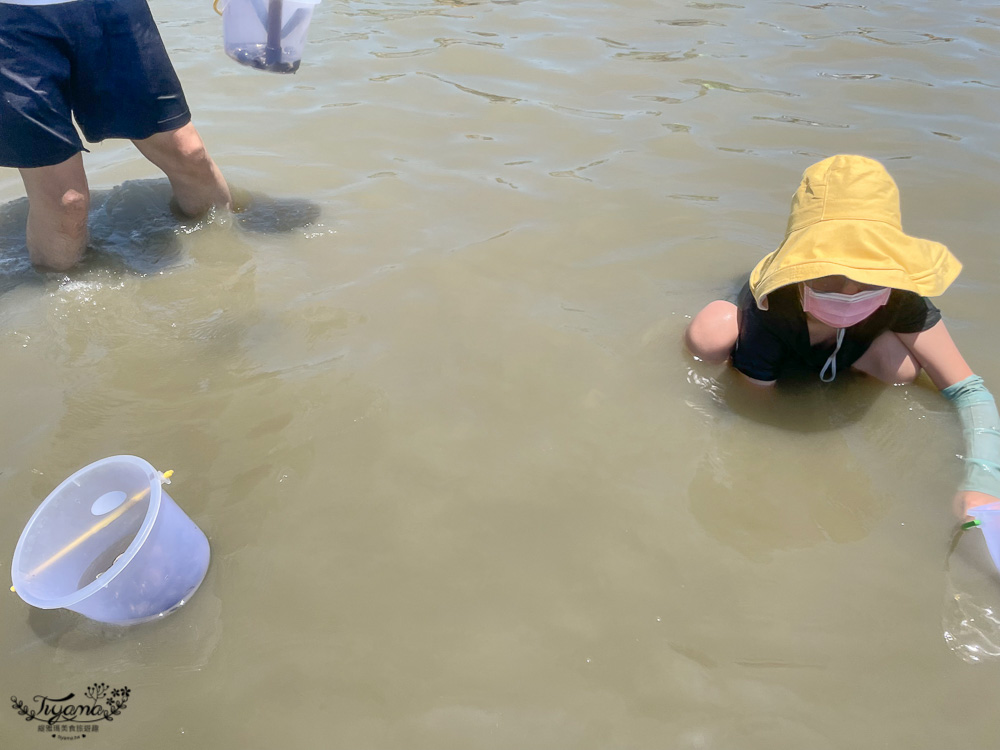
left=131, top=122, right=231, bottom=218
left=852, top=330, right=921, bottom=385
left=19, top=153, right=90, bottom=272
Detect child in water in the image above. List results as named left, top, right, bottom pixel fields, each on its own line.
left=684, top=154, right=1000, bottom=520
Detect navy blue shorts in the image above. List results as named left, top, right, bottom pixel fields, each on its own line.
left=0, top=0, right=192, bottom=169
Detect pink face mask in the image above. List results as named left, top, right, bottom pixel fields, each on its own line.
left=801, top=285, right=891, bottom=328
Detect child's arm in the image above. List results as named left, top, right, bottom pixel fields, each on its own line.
left=898, top=322, right=1000, bottom=517
left=896, top=320, right=972, bottom=390
left=939, top=375, right=1000, bottom=518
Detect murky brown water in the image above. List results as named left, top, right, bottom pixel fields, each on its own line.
left=3, top=0, right=1000, bottom=747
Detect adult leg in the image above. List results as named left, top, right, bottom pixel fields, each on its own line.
left=19, top=154, right=90, bottom=272
left=131, top=123, right=231, bottom=218
left=685, top=300, right=739, bottom=364
left=851, top=330, right=921, bottom=385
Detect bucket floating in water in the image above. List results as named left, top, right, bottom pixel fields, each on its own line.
left=218, top=0, right=322, bottom=74
left=11, top=456, right=210, bottom=625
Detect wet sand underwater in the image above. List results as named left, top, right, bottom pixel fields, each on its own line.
left=2, top=1, right=1000, bottom=748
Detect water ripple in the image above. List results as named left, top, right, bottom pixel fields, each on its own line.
left=545, top=104, right=624, bottom=120
left=372, top=36, right=504, bottom=58
left=682, top=78, right=798, bottom=97
left=615, top=49, right=701, bottom=63
left=819, top=72, right=882, bottom=80
left=803, top=28, right=956, bottom=44
left=597, top=37, right=631, bottom=49
left=752, top=114, right=850, bottom=128
left=416, top=71, right=521, bottom=103
left=656, top=18, right=723, bottom=27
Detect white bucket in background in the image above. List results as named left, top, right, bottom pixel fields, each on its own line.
left=219, top=0, right=322, bottom=74
left=11, top=456, right=210, bottom=625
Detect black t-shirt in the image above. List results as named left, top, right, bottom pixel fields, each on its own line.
left=731, top=282, right=942, bottom=381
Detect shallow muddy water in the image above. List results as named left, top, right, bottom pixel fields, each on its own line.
left=2, top=0, right=1000, bottom=747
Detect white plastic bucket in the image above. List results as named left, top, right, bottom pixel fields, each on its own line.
left=969, top=501, right=1000, bottom=574
left=219, top=0, right=322, bottom=73
left=11, top=456, right=210, bottom=625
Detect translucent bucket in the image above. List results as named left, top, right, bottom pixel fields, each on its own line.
left=11, top=456, right=210, bottom=625
left=969, top=501, right=1000, bottom=574
left=219, top=0, right=321, bottom=74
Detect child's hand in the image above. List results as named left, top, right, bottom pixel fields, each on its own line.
left=953, top=490, right=1000, bottom=521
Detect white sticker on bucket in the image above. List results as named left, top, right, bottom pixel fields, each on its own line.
left=92, top=491, right=128, bottom=516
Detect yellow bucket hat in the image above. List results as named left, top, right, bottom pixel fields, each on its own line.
left=749, top=154, right=961, bottom=309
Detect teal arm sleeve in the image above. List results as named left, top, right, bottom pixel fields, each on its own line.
left=941, top=374, right=1000, bottom=499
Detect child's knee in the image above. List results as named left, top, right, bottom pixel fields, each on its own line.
left=893, top=354, right=921, bottom=384
left=871, top=357, right=920, bottom=386
left=853, top=332, right=921, bottom=385
left=59, top=188, right=89, bottom=229
left=685, top=300, right=738, bottom=363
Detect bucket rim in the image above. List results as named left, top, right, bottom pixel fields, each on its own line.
left=969, top=500, right=1000, bottom=519
left=11, top=455, right=163, bottom=611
